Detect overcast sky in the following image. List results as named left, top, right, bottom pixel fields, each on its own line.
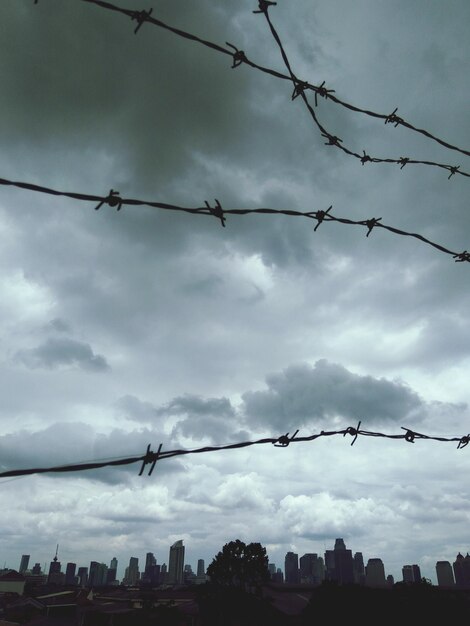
left=1, top=0, right=469, bottom=585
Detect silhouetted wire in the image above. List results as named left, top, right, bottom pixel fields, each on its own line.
left=254, top=1, right=469, bottom=178
left=69, top=0, right=470, bottom=177
left=1, top=176, right=469, bottom=262
left=0, top=424, right=468, bottom=480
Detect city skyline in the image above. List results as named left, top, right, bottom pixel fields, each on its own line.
left=1, top=0, right=469, bottom=594
left=5, top=537, right=469, bottom=587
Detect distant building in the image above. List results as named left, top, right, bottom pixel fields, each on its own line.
left=353, top=552, right=366, bottom=585
left=168, top=541, right=185, bottom=585
left=47, top=547, right=63, bottom=586
left=299, top=554, right=324, bottom=585
left=402, top=564, right=422, bottom=584
left=196, top=559, right=207, bottom=584
left=365, top=558, right=387, bottom=588
left=77, top=567, right=88, bottom=587
left=333, top=539, right=354, bottom=585
left=453, top=552, right=470, bottom=589
left=19, top=555, right=30, bottom=574
left=124, top=557, right=140, bottom=586
left=436, top=561, right=455, bottom=587
left=284, top=552, right=299, bottom=584
left=65, top=562, right=77, bottom=586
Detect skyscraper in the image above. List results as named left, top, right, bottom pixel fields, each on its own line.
left=124, top=557, right=140, bottom=585
left=436, top=561, right=455, bottom=587
left=333, top=538, right=354, bottom=585
left=365, top=558, right=387, bottom=587
left=197, top=559, right=205, bottom=577
left=47, top=546, right=63, bottom=585
left=168, top=540, right=185, bottom=585
left=453, top=552, right=470, bottom=589
left=19, top=555, right=30, bottom=574
left=77, top=567, right=88, bottom=587
left=65, top=562, right=77, bottom=585
left=196, top=559, right=206, bottom=584
left=284, top=552, right=300, bottom=584
left=299, top=554, right=324, bottom=585
left=353, top=552, right=365, bottom=585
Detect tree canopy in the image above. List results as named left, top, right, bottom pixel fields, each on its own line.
left=207, top=539, right=270, bottom=588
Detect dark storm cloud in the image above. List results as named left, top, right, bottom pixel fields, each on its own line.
left=15, top=336, right=110, bottom=371
left=241, top=360, right=424, bottom=431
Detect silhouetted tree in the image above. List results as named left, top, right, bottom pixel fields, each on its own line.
left=207, top=539, right=270, bottom=589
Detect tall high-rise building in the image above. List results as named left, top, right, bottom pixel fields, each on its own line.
left=196, top=559, right=206, bottom=584
left=88, top=562, right=100, bottom=587
left=142, top=552, right=159, bottom=585
left=168, top=540, right=185, bottom=585
left=299, top=554, right=324, bottom=585
left=77, top=567, right=88, bottom=587
left=124, top=557, right=140, bottom=585
left=453, top=552, right=470, bottom=589
left=197, top=559, right=205, bottom=577
left=333, top=539, right=354, bottom=585
left=65, top=562, right=77, bottom=586
left=32, top=563, right=42, bottom=576
left=402, top=564, right=421, bottom=583
left=284, top=552, right=300, bottom=584
left=324, top=550, right=335, bottom=581
left=365, top=558, right=387, bottom=588
left=436, top=561, right=455, bottom=587
left=47, top=546, right=63, bottom=585
left=353, top=552, right=365, bottom=585
left=19, top=555, right=30, bottom=574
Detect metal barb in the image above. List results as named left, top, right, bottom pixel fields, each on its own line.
left=205, top=199, right=226, bottom=227
left=453, top=250, right=470, bottom=263
left=314, top=205, right=332, bottom=232
left=274, top=429, right=299, bottom=447
left=402, top=428, right=416, bottom=443
left=139, top=443, right=163, bottom=476
left=132, top=8, right=153, bottom=34
left=365, top=217, right=382, bottom=237
left=94, top=189, right=123, bottom=211
left=226, top=43, right=247, bottom=69
left=253, top=0, right=277, bottom=14
left=344, top=420, right=362, bottom=446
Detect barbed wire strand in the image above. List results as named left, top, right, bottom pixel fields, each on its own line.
left=0, top=424, right=468, bottom=480
left=253, top=1, right=469, bottom=178
left=1, top=176, right=469, bottom=262
left=64, top=0, right=470, bottom=178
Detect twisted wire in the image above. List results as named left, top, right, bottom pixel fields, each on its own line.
left=0, top=423, right=468, bottom=480
left=1, top=176, right=469, bottom=262
left=62, top=0, right=470, bottom=177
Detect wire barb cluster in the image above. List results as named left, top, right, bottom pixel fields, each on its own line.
left=0, top=424, right=468, bottom=481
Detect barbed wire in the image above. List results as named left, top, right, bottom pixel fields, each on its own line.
left=47, top=0, right=470, bottom=178
left=1, top=175, right=469, bottom=262
left=0, top=423, right=468, bottom=481
left=254, top=1, right=469, bottom=179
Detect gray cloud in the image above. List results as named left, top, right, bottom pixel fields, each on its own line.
left=241, top=360, right=424, bottom=431
left=15, top=337, right=110, bottom=372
